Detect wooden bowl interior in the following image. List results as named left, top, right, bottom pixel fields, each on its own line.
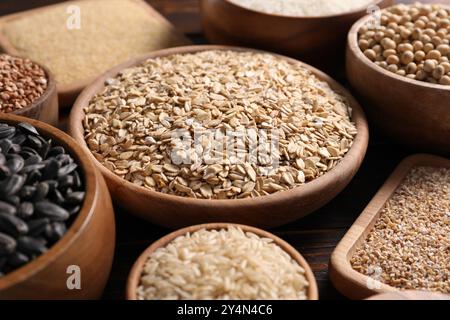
left=0, top=113, right=97, bottom=290
left=126, top=223, right=319, bottom=300
left=330, top=154, right=450, bottom=298
left=69, top=45, right=369, bottom=211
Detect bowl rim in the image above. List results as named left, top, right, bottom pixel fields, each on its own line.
left=69, top=44, right=369, bottom=208
left=0, top=53, right=57, bottom=116
left=126, top=222, right=319, bottom=300
left=221, top=0, right=386, bottom=20
left=348, top=6, right=450, bottom=91
left=0, top=113, right=97, bottom=290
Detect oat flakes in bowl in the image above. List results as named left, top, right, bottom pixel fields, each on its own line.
left=70, top=45, right=369, bottom=228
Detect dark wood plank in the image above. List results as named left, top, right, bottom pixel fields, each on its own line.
left=0, top=0, right=444, bottom=300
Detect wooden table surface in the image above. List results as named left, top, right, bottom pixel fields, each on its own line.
left=0, top=0, right=447, bottom=300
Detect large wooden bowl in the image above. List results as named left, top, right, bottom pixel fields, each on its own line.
left=347, top=12, right=450, bottom=155
left=0, top=113, right=115, bottom=300
left=2, top=57, right=58, bottom=127
left=201, top=0, right=393, bottom=68
left=69, top=45, right=369, bottom=229
left=126, top=223, right=318, bottom=300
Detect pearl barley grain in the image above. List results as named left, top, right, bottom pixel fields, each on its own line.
left=351, top=167, right=450, bottom=294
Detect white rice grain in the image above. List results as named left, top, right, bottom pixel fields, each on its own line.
left=229, top=0, right=375, bottom=17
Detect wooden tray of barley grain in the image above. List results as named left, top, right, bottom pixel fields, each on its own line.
left=330, top=154, right=450, bottom=299
left=0, top=0, right=190, bottom=107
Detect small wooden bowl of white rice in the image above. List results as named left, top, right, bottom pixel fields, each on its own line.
left=201, top=0, right=394, bottom=67
left=126, top=223, right=318, bottom=300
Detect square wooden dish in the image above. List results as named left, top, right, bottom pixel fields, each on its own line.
left=330, top=154, right=450, bottom=299
left=0, top=0, right=191, bottom=107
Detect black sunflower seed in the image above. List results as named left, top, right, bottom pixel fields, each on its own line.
left=6, top=155, right=25, bottom=173
left=73, top=171, right=82, bottom=188
left=0, top=139, right=12, bottom=154
left=19, top=186, right=36, bottom=200
left=0, top=212, right=29, bottom=237
left=7, top=251, right=30, bottom=268
left=0, top=165, right=10, bottom=179
left=17, top=236, right=47, bottom=256
left=45, top=180, right=58, bottom=192
left=0, top=174, right=26, bottom=196
left=0, top=201, right=16, bottom=215
left=32, top=182, right=50, bottom=202
left=41, top=158, right=59, bottom=180
left=56, top=154, right=73, bottom=166
left=27, top=135, right=42, bottom=150
left=65, top=192, right=85, bottom=205
left=25, top=169, right=42, bottom=185
left=24, top=154, right=42, bottom=166
left=67, top=205, right=81, bottom=216
left=27, top=218, right=49, bottom=237
left=49, top=222, right=67, bottom=242
left=47, top=146, right=65, bottom=157
left=9, top=144, right=21, bottom=154
left=37, top=138, right=51, bottom=159
left=17, top=123, right=39, bottom=136
left=57, top=163, right=77, bottom=178
left=17, top=202, right=34, bottom=219
left=4, top=196, right=20, bottom=207
left=51, top=189, right=65, bottom=205
left=34, top=201, right=70, bottom=221
left=21, top=146, right=39, bottom=156
left=58, top=174, right=74, bottom=189
left=10, top=133, right=27, bottom=145
left=20, top=163, right=46, bottom=174
left=0, top=127, right=15, bottom=139
left=0, top=232, right=16, bottom=255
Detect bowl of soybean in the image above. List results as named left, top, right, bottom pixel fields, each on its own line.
left=347, top=3, right=450, bottom=154
left=0, top=113, right=115, bottom=299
